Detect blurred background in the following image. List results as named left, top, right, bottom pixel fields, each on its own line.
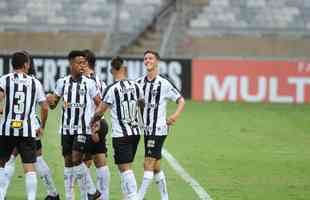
left=1, top=1, right=310, bottom=199
left=0, top=0, right=310, bottom=58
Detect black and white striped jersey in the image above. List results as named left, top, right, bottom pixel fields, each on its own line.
left=87, top=73, right=107, bottom=98
left=103, top=79, right=144, bottom=138
left=54, top=75, right=99, bottom=135
left=0, top=72, right=46, bottom=138
left=136, top=75, right=182, bottom=136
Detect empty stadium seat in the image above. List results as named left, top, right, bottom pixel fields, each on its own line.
left=189, top=0, right=309, bottom=36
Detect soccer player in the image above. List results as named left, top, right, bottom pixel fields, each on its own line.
left=46, top=50, right=101, bottom=200
left=0, top=51, right=49, bottom=200
left=136, top=50, right=185, bottom=200
left=81, top=49, right=110, bottom=200
left=2, top=52, right=60, bottom=200
left=90, top=56, right=144, bottom=200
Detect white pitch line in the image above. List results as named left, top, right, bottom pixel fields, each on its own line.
left=162, top=148, right=213, bottom=200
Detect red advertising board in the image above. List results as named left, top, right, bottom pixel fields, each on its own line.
left=192, top=59, right=310, bottom=103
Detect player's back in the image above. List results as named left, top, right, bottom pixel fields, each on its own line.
left=0, top=72, right=45, bottom=137
left=103, top=79, right=143, bottom=138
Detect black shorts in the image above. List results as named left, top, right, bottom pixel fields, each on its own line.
left=61, top=134, right=93, bottom=156
left=88, top=118, right=108, bottom=155
left=36, top=139, right=42, bottom=151
left=0, top=136, right=36, bottom=163
left=144, top=135, right=167, bottom=159
left=112, top=135, right=140, bottom=165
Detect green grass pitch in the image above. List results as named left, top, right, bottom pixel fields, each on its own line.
left=5, top=101, right=310, bottom=200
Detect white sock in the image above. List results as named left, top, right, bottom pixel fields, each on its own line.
left=78, top=164, right=90, bottom=200
left=25, top=171, right=37, bottom=200
left=64, top=167, right=75, bottom=200
left=155, top=171, right=169, bottom=200
left=138, top=171, right=154, bottom=200
left=73, top=163, right=96, bottom=195
left=121, top=170, right=138, bottom=200
left=96, top=166, right=110, bottom=200
left=35, top=156, right=58, bottom=197
left=3, top=155, right=16, bottom=197
left=0, top=168, right=6, bottom=200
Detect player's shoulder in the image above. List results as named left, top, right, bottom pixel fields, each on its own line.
left=106, top=80, right=121, bottom=92
left=0, top=73, right=13, bottom=80
left=158, top=74, right=180, bottom=90
left=158, top=74, right=172, bottom=85
left=135, top=76, right=146, bottom=84
left=58, top=75, right=70, bottom=82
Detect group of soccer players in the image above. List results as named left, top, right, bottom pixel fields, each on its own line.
left=0, top=49, right=185, bottom=200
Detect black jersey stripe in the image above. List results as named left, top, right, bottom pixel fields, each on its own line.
left=2, top=76, right=11, bottom=135
left=81, top=81, right=87, bottom=134
left=60, top=79, right=67, bottom=135
left=145, top=82, right=154, bottom=132
left=66, top=81, right=73, bottom=135
left=152, top=82, right=161, bottom=135
left=115, top=87, right=127, bottom=136
left=73, top=82, right=81, bottom=135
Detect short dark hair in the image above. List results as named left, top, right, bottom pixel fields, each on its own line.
left=21, top=51, right=36, bottom=76
left=68, top=50, right=85, bottom=61
left=144, top=50, right=160, bottom=60
left=83, top=49, right=96, bottom=69
left=111, top=56, right=124, bottom=70
left=11, top=52, right=29, bottom=70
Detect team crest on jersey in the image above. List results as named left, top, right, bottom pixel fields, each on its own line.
left=79, top=87, right=86, bottom=95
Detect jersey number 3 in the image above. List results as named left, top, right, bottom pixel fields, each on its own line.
left=14, top=91, right=25, bottom=114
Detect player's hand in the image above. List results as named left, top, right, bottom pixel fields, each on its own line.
left=167, top=114, right=178, bottom=126
left=36, top=128, right=43, bottom=137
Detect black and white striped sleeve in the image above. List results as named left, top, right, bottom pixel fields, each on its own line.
left=166, top=81, right=182, bottom=102
left=0, top=76, right=5, bottom=92
left=102, top=86, right=114, bottom=105
left=54, top=78, right=64, bottom=97
left=35, top=79, right=46, bottom=103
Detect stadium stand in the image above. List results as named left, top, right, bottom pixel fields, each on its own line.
left=189, top=0, right=310, bottom=35
left=0, top=0, right=165, bottom=55
left=1, top=0, right=310, bottom=58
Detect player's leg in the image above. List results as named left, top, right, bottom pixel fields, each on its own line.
left=154, top=160, right=168, bottom=200
left=113, top=135, right=140, bottom=200
left=0, top=136, right=16, bottom=200
left=3, top=148, right=18, bottom=197
left=18, top=136, right=38, bottom=200
left=93, top=118, right=110, bottom=200
left=138, top=135, right=168, bottom=200
left=138, top=135, right=157, bottom=200
left=153, top=136, right=168, bottom=200
left=62, top=135, right=75, bottom=200
left=34, top=140, right=60, bottom=200
left=81, top=153, right=93, bottom=200
left=94, top=153, right=109, bottom=200
left=72, top=134, right=100, bottom=200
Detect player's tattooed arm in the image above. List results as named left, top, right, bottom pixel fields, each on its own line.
left=46, top=93, right=61, bottom=109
